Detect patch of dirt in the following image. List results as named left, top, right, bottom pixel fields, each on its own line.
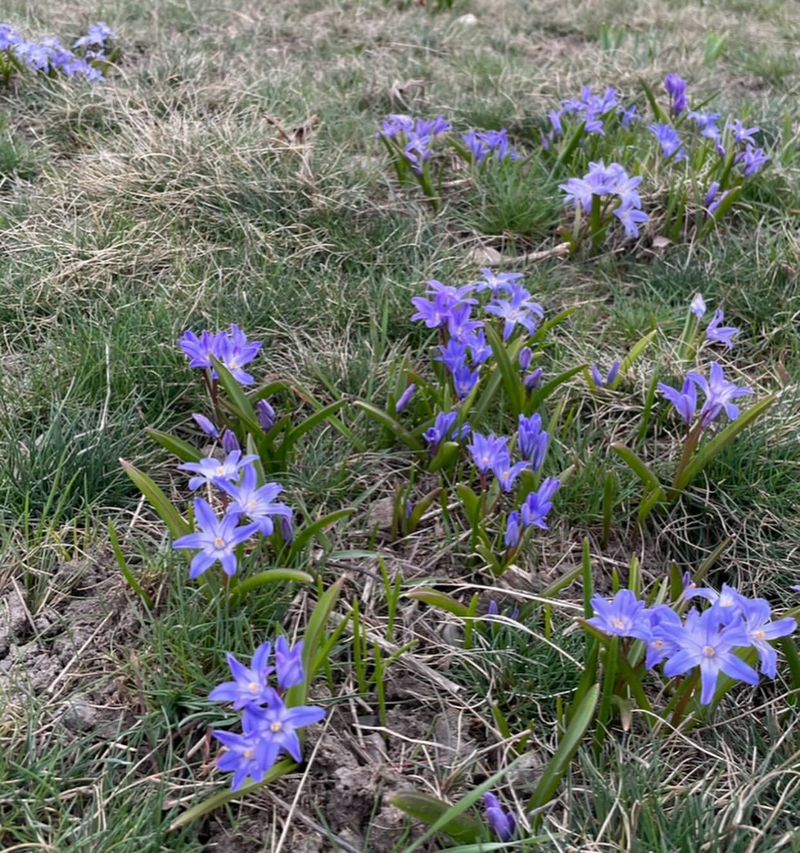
left=0, top=552, right=143, bottom=738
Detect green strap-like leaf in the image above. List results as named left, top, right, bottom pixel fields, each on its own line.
left=406, top=588, right=472, bottom=618
left=532, top=306, right=580, bottom=345
left=282, top=399, right=346, bottom=451
left=145, top=428, right=203, bottom=463
left=610, top=329, right=657, bottom=390
left=674, top=395, right=776, bottom=492
left=353, top=400, right=423, bottom=450
left=483, top=323, right=523, bottom=416
left=429, top=440, right=460, bottom=474
left=527, top=364, right=586, bottom=412
left=398, top=757, right=524, bottom=851
left=210, top=357, right=260, bottom=432
left=120, top=459, right=190, bottom=538
left=640, top=78, right=668, bottom=123
left=286, top=578, right=344, bottom=707
left=389, top=792, right=484, bottom=845
left=287, top=508, right=353, bottom=562
left=610, top=442, right=664, bottom=497
left=229, top=569, right=314, bottom=603
left=527, top=684, right=600, bottom=820
left=168, top=759, right=296, bottom=831
left=108, top=520, right=153, bottom=609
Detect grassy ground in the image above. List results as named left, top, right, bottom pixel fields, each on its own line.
left=1, top=0, right=800, bottom=850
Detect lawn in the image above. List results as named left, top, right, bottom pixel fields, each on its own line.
left=1, top=1, right=799, bottom=851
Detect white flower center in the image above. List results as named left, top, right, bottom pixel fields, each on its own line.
left=214, top=537, right=225, bottom=549
left=248, top=682, right=260, bottom=693
left=754, top=629, right=766, bottom=641
left=244, top=749, right=254, bottom=760
left=270, top=722, right=283, bottom=733
left=612, top=617, right=626, bottom=630
left=703, top=645, right=716, bottom=658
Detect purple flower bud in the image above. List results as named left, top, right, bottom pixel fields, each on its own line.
left=524, top=368, right=544, bottom=391
left=487, top=599, right=500, bottom=616
left=280, top=514, right=295, bottom=544
left=192, top=413, right=219, bottom=439
left=690, top=293, right=706, bottom=319
left=395, top=384, right=417, bottom=413
left=275, top=637, right=305, bottom=689
left=504, top=511, right=522, bottom=549
left=664, top=73, right=688, bottom=116
left=518, top=347, right=533, bottom=371
left=704, top=182, right=720, bottom=208
left=484, top=793, right=517, bottom=842
left=591, top=362, right=620, bottom=388
left=221, top=429, right=241, bottom=454
left=256, top=400, right=277, bottom=432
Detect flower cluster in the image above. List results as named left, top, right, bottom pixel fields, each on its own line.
left=462, top=128, right=520, bottom=165
left=483, top=792, right=517, bottom=841
left=173, top=454, right=292, bottom=579
left=560, top=161, right=649, bottom=239
left=0, top=21, right=114, bottom=83
left=411, top=271, right=545, bottom=403
left=171, top=328, right=293, bottom=579
left=377, top=114, right=451, bottom=175
left=690, top=292, right=739, bottom=349
left=179, top=324, right=263, bottom=385
left=209, top=639, right=326, bottom=790
left=550, top=85, right=621, bottom=138
left=658, top=361, right=752, bottom=428
left=588, top=584, right=796, bottom=704
left=394, top=268, right=564, bottom=569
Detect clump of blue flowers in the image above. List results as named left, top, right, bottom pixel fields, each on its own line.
left=0, top=21, right=115, bottom=83
left=560, top=160, right=649, bottom=248
left=378, top=72, right=776, bottom=251
left=588, top=582, right=796, bottom=706
left=209, top=638, right=326, bottom=790
left=370, top=267, right=565, bottom=574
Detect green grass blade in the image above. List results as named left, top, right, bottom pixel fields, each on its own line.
left=108, top=520, right=153, bottom=610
